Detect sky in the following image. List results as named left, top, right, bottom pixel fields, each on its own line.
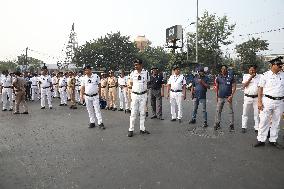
left=0, top=0, right=283, bottom=64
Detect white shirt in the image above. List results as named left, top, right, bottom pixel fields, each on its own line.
left=258, top=70, right=284, bottom=97
left=75, top=76, right=80, bottom=90
left=130, top=70, right=149, bottom=93
left=38, top=75, right=52, bottom=88
left=51, top=76, right=58, bottom=85
left=242, top=74, right=260, bottom=95
left=118, top=76, right=128, bottom=87
left=81, top=74, right=100, bottom=95
left=30, top=76, right=38, bottom=88
left=1, top=75, right=13, bottom=87
left=168, top=74, right=186, bottom=91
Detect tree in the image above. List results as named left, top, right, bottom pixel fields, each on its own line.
left=236, top=37, right=269, bottom=70
left=0, top=60, right=17, bottom=72
left=17, top=55, right=43, bottom=72
left=74, top=32, right=139, bottom=71
left=187, top=11, right=235, bottom=72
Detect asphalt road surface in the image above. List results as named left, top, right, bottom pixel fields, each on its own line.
left=0, top=88, right=283, bottom=189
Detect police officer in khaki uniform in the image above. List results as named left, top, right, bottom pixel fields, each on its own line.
left=254, top=57, right=284, bottom=148
left=100, top=73, right=108, bottom=109
left=12, top=71, right=28, bottom=114
left=67, top=71, right=77, bottom=109
left=107, top=70, right=117, bottom=111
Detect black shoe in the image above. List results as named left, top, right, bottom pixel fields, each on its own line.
left=59, top=104, right=64, bottom=106
left=203, top=122, right=208, bottom=128
left=189, top=119, right=196, bottom=124
left=157, top=117, right=164, bottom=120
left=64, top=104, right=68, bottom=106
left=49, top=107, right=53, bottom=109
left=255, top=130, right=258, bottom=134
left=118, top=108, right=124, bottom=111
left=269, top=142, right=283, bottom=149
left=41, top=107, right=45, bottom=109
left=146, top=112, right=149, bottom=117
left=9, top=108, right=13, bottom=111
left=178, top=119, right=182, bottom=123
left=241, top=128, right=247, bottom=133
left=112, top=108, right=117, bottom=111
left=13, top=112, right=20, bottom=114
left=128, top=131, right=134, bottom=137
left=229, top=124, right=235, bottom=132
left=151, top=115, right=157, bottom=119
left=214, top=123, right=221, bottom=130
left=98, top=123, right=106, bottom=130
left=171, top=119, right=177, bottom=122
left=109, top=107, right=113, bottom=110
left=2, top=109, right=7, bottom=111
left=88, top=123, right=96, bottom=128
left=21, top=112, right=29, bottom=114
left=254, top=141, right=265, bottom=147
left=140, top=130, right=150, bottom=134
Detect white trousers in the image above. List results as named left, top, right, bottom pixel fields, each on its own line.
left=129, top=93, right=147, bottom=131
left=257, top=97, right=284, bottom=142
left=59, top=87, right=67, bottom=104
left=53, top=86, right=59, bottom=98
left=41, top=88, right=52, bottom=108
left=119, top=88, right=129, bottom=109
left=241, top=96, right=259, bottom=130
left=85, top=95, right=103, bottom=124
left=75, top=90, right=80, bottom=102
left=170, top=91, right=183, bottom=119
left=2, top=88, right=13, bottom=110
left=31, top=87, right=39, bottom=101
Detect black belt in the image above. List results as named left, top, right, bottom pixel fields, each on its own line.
left=245, top=94, right=258, bottom=98
left=109, top=86, right=116, bottom=88
left=32, top=85, right=37, bottom=86
left=101, top=86, right=107, bottom=88
left=119, top=85, right=127, bottom=87
left=128, top=87, right=132, bottom=89
left=59, top=86, right=66, bottom=88
left=264, top=95, right=284, bottom=100
left=3, top=86, right=12, bottom=88
left=42, top=86, right=50, bottom=89
left=132, top=91, right=147, bottom=95
left=84, top=93, right=98, bottom=97
left=171, top=89, right=182, bottom=92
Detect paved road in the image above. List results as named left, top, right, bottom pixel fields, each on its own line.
left=0, top=89, right=283, bottom=189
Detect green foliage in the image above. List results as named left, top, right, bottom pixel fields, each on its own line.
left=17, top=54, right=43, bottom=72
left=187, top=11, right=235, bottom=72
left=236, top=37, right=269, bottom=70
left=0, top=61, right=17, bottom=72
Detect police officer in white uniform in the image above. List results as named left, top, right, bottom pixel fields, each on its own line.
left=80, top=65, right=105, bottom=129
left=128, top=59, right=150, bottom=137
left=0, top=70, right=13, bottom=111
left=30, top=73, right=39, bottom=101
left=167, top=65, right=186, bottom=123
left=241, top=65, right=260, bottom=133
left=38, top=66, right=53, bottom=109
left=58, top=72, right=67, bottom=106
left=255, top=57, right=284, bottom=148
left=117, top=70, right=129, bottom=112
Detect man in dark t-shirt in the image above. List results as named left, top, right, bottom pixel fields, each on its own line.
left=214, top=65, right=236, bottom=131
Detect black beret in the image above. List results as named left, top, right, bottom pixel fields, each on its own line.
left=268, top=56, right=283, bottom=64
left=84, top=65, right=92, bottom=70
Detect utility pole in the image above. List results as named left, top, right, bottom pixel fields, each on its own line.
left=25, top=47, right=28, bottom=71
left=196, top=0, right=199, bottom=64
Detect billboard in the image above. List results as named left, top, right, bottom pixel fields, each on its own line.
left=166, top=25, right=183, bottom=42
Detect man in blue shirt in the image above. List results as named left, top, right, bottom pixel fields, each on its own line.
left=189, top=67, right=210, bottom=127
left=214, top=65, right=236, bottom=131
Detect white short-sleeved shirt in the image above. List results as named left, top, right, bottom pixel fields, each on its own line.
left=242, top=74, right=260, bottom=95
left=118, top=76, right=128, bottom=86
left=1, top=75, right=13, bottom=87
left=258, top=70, right=284, bottom=97
left=59, top=76, right=67, bottom=87
left=30, top=76, right=38, bottom=87
left=168, top=74, right=186, bottom=91
left=81, top=74, right=100, bottom=95
left=38, top=75, right=52, bottom=88
left=130, top=70, right=149, bottom=93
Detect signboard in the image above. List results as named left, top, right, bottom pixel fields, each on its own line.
left=166, top=25, right=183, bottom=42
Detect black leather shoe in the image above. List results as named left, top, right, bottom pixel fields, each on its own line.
left=13, top=112, right=20, bottom=114
left=140, top=130, right=150, bottom=134
left=241, top=128, right=246, bottom=133
left=128, top=131, right=134, bottom=137
left=88, top=123, right=96, bottom=128
left=203, top=122, right=208, bottom=128
left=151, top=115, right=157, bottom=119
left=59, top=104, right=64, bottom=106
left=255, top=130, right=258, bottom=134
left=189, top=119, right=196, bottom=124
left=178, top=119, right=182, bottom=123
left=146, top=112, right=149, bottom=117
left=64, top=104, right=68, bottom=106
left=118, top=108, right=124, bottom=111
left=157, top=117, right=164, bottom=120
left=171, top=119, right=176, bottom=122
left=98, top=123, right=106, bottom=130
left=21, top=112, right=29, bottom=114
left=254, top=141, right=265, bottom=147
left=2, top=109, right=7, bottom=111
left=41, top=107, right=45, bottom=109
left=112, top=108, right=117, bottom=111
left=109, top=107, right=113, bottom=110
left=9, top=108, right=13, bottom=111
left=229, top=124, right=235, bottom=132
left=269, top=142, right=283, bottom=149
left=214, top=123, right=221, bottom=130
